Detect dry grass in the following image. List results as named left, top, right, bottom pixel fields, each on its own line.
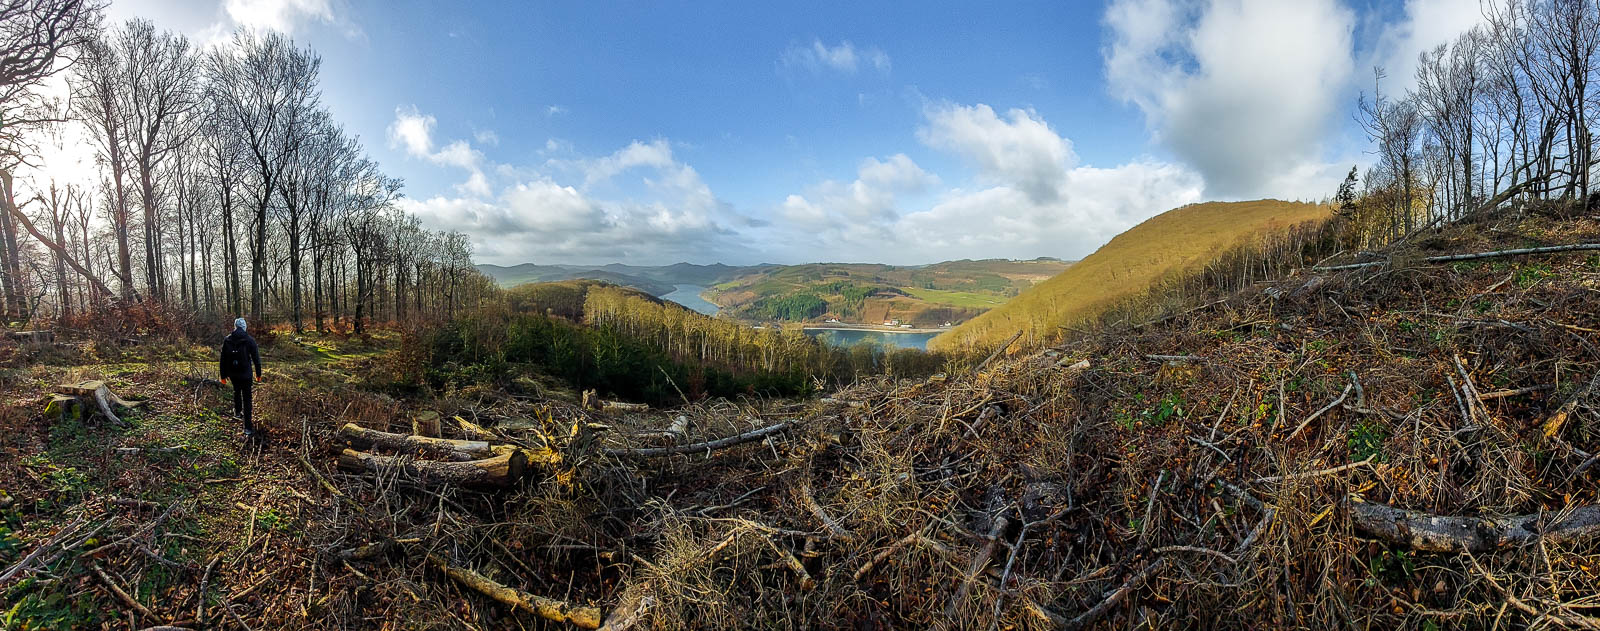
left=4, top=209, right=1600, bottom=629
left=933, top=199, right=1333, bottom=352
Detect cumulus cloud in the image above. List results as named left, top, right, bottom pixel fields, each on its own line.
left=1103, top=0, right=1356, bottom=198
left=392, top=116, right=749, bottom=265
left=780, top=39, right=891, bottom=75
left=918, top=103, right=1075, bottom=204
left=766, top=102, right=1205, bottom=263
left=782, top=154, right=937, bottom=228
left=388, top=105, right=491, bottom=197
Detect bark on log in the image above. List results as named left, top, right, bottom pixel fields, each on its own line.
left=1351, top=501, right=1600, bottom=552
left=412, top=411, right=441, bottom=438
left=336, top=448, right=527, bottom=488
left=601, top=401, right=649, bottom=413
left=337, top=423, right=492, bottom=461
left=427, top=553, right=602, bottom=628
left=603, top=420, right=797, bottom=458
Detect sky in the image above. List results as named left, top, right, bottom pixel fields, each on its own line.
left=98, top=0, right=1487, bottom=266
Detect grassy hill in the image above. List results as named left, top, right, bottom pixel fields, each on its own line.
left=706, top=258, right=1070, bottom=327
left=931, top=199, right=1332, bottom=351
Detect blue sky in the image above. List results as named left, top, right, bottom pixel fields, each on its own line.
left=107, top=0, right=1484, bottom=266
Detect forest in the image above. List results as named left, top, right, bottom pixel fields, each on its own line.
left=0, top=0, right=495, bottom=337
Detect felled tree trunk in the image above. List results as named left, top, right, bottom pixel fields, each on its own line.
left=336, top=448, right=527, bottom=488
left=337, top=423, right=492, bottom=461
left=1352, top=501, right=1600, bottom=552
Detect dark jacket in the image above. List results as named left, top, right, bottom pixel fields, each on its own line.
left=219, top=328, right=262, bottom=380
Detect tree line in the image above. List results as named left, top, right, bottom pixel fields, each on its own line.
left=1350, top=0, right=1600, bottom=244
left=0, top=0, right=494, bottom=333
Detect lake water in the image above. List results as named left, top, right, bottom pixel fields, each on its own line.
left=806, top=328, right=938, bottom=350
left=662, top=284, right=720, bottom=315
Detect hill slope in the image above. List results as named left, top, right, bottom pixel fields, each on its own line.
left=708, top=258, right=1071, bottom=327
left=932, top=199, right=1331, bottom=350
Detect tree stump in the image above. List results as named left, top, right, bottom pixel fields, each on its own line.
left=51, top=381, right=140, bottom=426
left=412, top=411, right=442, bottom=438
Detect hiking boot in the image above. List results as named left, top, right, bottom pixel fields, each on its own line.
left=243, top=428, right=255, bottom=440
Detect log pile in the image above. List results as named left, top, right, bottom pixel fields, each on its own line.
left=335, top=413, right=553, bottom=489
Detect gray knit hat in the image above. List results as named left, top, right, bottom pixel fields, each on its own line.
left=234, top=318, right=247, bottom=331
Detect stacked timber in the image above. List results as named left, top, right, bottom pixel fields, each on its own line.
left=335, top=412, right=554, bottom=489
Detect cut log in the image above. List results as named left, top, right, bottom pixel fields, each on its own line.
left=1351, top=501, right=1600, bottom=552
left=412, top=411, right=441, bottom=438
left=8, top=330, right=54, bottom=344
left=427, top=553, right=602, bottom=628
left=603, top=419, right=797, bottom=458
left=601, top=401, right=649, bottom=413
left=336, top=448, right=527, bottom=488
left=337, top=423, right=491, bottom=461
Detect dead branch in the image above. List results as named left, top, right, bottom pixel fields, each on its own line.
left=603, top=419, right=798, bottom=458
left=1317, top=242, right=1600, bottom=271
left=91, top=562, right=156, bottom=622
left=428, top=553, right=603, bottom=628
left=975, top=330, right=1024, bottom=373
left=1062, top=557, right=1166, bottom=631
left=937, top=513, right=1010, bottom=629
left=1252, top=456, right=1373, bottom=484
left=1352, top=502, right=1600, bottom=552
left=1285, top=380, right=1354, bottom=440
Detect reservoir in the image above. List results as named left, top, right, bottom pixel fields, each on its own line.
left=805, top=328, right=938, bottom=350
left=662, top=284, right=720, bottom=315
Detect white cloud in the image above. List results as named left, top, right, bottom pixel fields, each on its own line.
left=1103, top=0, right=1356, bottom=198
left=766, top=102, right=1205, bottom=263
left=782, top=154, right=937, bottom=227
left=388, top=105, right=490, bottom=197
left=780, top=39, right=891, bottom=75
left=1369, top=0, right=1485, bottom=96
left=547, top=105, right=567, bottom=116
left=474, top=130, right=499, bottom=146
left=918, top=103, right=1076, bottom=204
left=392, top=119, right=748, bottom=264
left=224, top=0, right=332, bottom=33
left=387, top=105, right=434, bottom=156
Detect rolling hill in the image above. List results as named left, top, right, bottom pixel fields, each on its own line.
left=930, top=199, right=1332, bottom=351
left=706, top=258, right=1071, bottom=327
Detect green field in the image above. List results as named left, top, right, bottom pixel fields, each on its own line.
left=900, top=287, right=1007, bottom=309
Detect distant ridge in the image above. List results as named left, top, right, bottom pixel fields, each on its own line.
left=931, top=200, right=1332, bottom=351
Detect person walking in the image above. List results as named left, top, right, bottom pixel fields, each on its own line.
left=219, top=317, right=263, bottom=439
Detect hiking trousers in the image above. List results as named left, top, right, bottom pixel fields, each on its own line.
left=232, top=378, right=254, bottom=431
